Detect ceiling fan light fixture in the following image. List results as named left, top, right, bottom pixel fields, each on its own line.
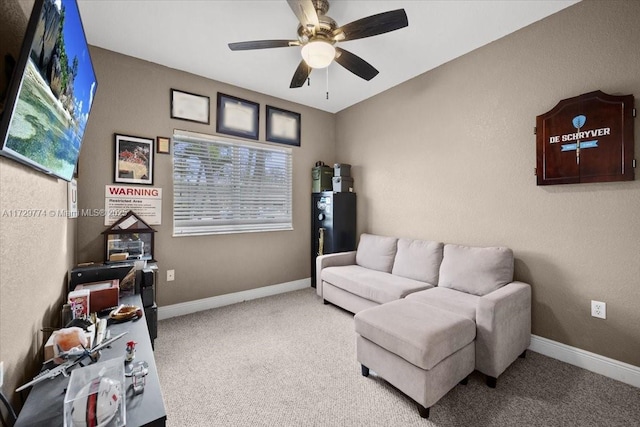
left=301, top=40, right=336, bottom=69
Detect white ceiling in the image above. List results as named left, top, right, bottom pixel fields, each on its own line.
left=78, top=0, right=580, bottom=114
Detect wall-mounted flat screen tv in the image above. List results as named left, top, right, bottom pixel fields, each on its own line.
left=0, top=0, right=97, bottom=181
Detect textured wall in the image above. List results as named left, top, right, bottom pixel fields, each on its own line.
left=0, top=0, right=74, bottom=404
left=335, top=0, right=640, bottom=366
left=77, top=47, right=336, bottom=306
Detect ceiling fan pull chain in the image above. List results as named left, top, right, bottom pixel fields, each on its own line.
left=326, top=67, right=329, bottom=100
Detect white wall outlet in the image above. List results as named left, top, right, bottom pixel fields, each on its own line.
left=591, top=300, right=606, bottom=319
left=167, top=269, right=175, bottom=282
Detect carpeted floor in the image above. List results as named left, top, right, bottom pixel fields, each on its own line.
left=154, top=288, right=640, bottom=426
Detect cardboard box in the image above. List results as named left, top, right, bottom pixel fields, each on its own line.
left=75, top=279, right=119, bottom=313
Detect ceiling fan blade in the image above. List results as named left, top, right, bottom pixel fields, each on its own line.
left=228, top=40, right=299, bottom=51
left=334, top=9, right=408, bottom=42
left=334, top=47, right=379, bottom=81
left=287, top=0, right=320, bottom=30
left=290, top=60, right=312, bottom=88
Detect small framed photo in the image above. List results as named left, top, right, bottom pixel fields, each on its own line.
left=217, top=93, right=259, bottom=140
left=171, top=89, right=210, bottom=124
left=114, top=134, right=154, bottom=185
left=266, top=105, right=301, bottom=146
left=157, top=136, right=170, bottom=154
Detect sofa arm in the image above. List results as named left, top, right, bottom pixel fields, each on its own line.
left=475, top=281, right=531, bottom=378
left=316, top=251, right=357, bottom=297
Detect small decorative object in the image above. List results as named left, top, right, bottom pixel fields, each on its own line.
left=102, top=210, right=156, bottom=262
left=125, top=361, right=149, bottom=395
left=118, top=266, right=136, bottom=296
left=156, top=136, right=170, bottom=154
left=171, top=89, right=210, bottom=124
left=125, top=341, right=137, bottom=362
left=109, top=304, right=143, bottom=322
left=114, top=134, right=154, bottom=185
left=266, top=105, right=301, bottom=146
left=535, top=90, right=635, bottom=185
left=217, top=92, right=259, bottom=140
left=68, top=289, right=90, bottom=320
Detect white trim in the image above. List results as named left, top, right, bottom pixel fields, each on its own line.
left=158, top=278, right=310, bottom=320
left=529, top=335, right=640, bottom=388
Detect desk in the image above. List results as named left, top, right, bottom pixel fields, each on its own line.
left=15, top=295, right=166, bottom=426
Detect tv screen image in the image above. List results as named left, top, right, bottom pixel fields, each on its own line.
left=0, top=0, right=97, bottom=181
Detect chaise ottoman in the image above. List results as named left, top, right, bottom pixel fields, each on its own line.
left=354, top=299, right=476, bottom=418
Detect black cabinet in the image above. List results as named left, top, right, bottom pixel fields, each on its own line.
left=311, top=192, right=357, bottom=287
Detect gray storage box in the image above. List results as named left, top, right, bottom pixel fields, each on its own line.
left=332, top=176, right=354, bottom=192
left=334, top=163, right=351, bottom=177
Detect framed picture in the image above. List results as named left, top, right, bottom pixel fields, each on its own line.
left=266, top=105, right=301, bottom=146
left=114, top=134, right=154, bottom=185
left=171, top=89, right=210, bottom=124
left=157, top=136, right=170, bottom=154
left=216, top=93, right=259, bottom=140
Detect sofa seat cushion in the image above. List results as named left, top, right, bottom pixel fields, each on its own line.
left=439, top=244, right=514, bottom=296
left=354, top=300, right=476, bottom=370
left=322, top=265, right=432, bottom=304
left=406, top=287, right=479, bottom=321
left=355, top=234, right=398, bottom=273
left=391, top=238, right=443, bottom=284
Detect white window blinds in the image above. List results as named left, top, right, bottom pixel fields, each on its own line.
left=172, top=130, right=293, bottom=236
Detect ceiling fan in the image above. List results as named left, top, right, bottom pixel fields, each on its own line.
left=228, top=0, right=408, bottom=88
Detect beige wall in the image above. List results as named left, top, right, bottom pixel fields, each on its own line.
left=0, top=0, right=74, bottom=405
left=77, top=47, right=336, bottom=306
left=335, top=0, right=640, bottom=366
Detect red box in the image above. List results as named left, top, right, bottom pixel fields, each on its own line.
left=74, top=279, right=119, bottom=313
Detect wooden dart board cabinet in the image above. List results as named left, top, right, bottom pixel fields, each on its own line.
left=535, top=90, right=635, bottom=185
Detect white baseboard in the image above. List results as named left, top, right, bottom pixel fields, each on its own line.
left=157, top=278, right=310, bottom=321
left=529, top=335, right=640, bottom=388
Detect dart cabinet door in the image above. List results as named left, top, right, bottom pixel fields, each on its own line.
left=535, top=90, right=635, bottom=185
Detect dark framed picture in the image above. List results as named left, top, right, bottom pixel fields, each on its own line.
left=114, top=134, right=154, bottom=185
left=266, top=105, right=301, bottom=146
left=216, top=93, right=259, bottom=140
left=157, top=136, right=170, bottom=154
left=171, top=89, right=210, bottom=124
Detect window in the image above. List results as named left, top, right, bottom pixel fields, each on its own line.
left=172, top=130, right=292, bottom=236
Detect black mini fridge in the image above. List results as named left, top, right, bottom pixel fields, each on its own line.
left=311, top=191, right=357, bottom=287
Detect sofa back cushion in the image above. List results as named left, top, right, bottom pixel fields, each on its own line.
left=391, top=239, right=443, bottom=284
left=439, top=244, right=514, bottom=296
left=355, top=234, right=398, bottom=273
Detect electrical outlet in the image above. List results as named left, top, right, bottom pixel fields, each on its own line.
left=591, top=300, right=606, bottom=319
left=0, top=361, right=4, bottom=387
left=167, top=269, right=175, bottom=282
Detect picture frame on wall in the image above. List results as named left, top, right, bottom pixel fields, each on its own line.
left=157, top=136, right=170, bottom=154
left=170, top=89, right=210, bottom=124
left=216, top=93, right=259, bottom=140
left=114, top=134, right=154, bottom=185
left=266, top=105, right=301, bottom=146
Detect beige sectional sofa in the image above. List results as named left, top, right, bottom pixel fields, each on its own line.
left=316, top=234, right=443, bottom=313
left=316, top=233, right=532, bottom=388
